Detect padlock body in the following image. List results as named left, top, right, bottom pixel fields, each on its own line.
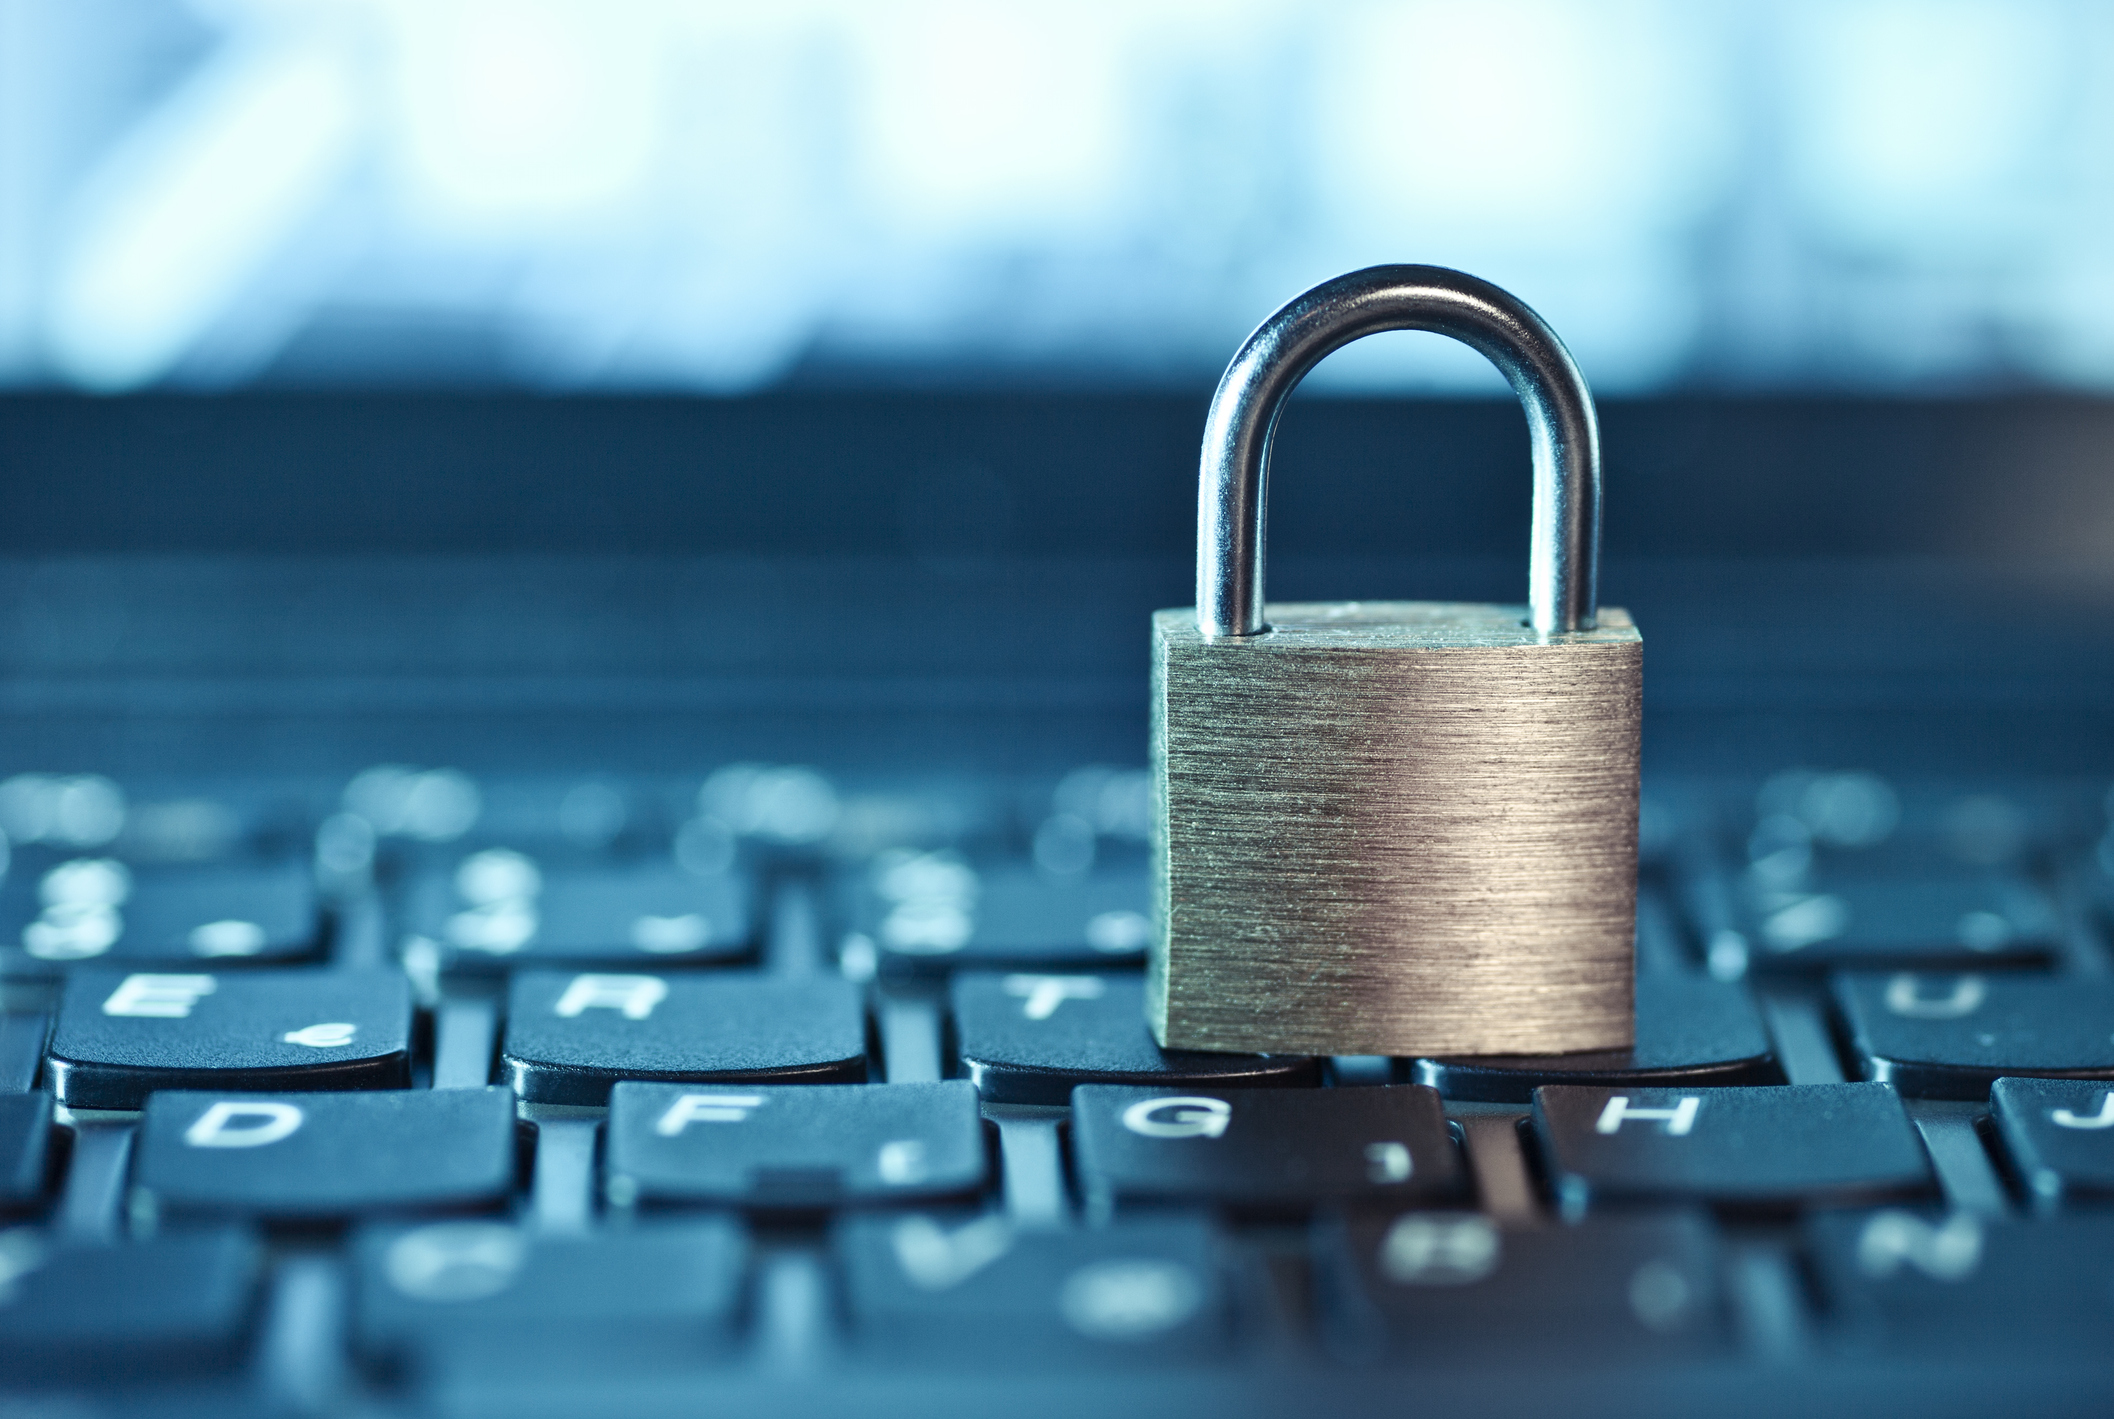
left=1150, top=600, right=1640, bottom=1057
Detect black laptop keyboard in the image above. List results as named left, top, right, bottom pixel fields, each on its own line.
left=4, top=762, right=2114, bottom=1413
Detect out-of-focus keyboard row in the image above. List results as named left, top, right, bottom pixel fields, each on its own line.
left=15, top=1204, right=2114, bottom=1384
left=3, top=763, right=2114, bottom=1404
left=0, top=763, right=2112, bottom=978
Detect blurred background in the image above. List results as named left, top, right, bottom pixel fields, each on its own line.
left=6, top=0, right=2114, bottom=395
left=0, top=0, right=2110, bottom=781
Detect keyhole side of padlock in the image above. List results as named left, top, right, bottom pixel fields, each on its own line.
left=1196, top=264, right=1601, bottom=640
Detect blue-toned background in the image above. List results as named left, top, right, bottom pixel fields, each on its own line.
left=0, top=0, right=2110, bottom=782
left=5, top=0, right=2111, bottom=395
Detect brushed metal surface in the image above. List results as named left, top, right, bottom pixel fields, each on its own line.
left=1150, top=601, right=1640, bottom=1057
left=1198, top=266, right=1600, bottom=638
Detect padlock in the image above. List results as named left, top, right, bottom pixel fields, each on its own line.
left=1149, top=265, right=1640, bottom=1058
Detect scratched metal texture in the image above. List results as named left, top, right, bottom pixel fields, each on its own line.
left=1151, top=600, right=1641, bottom=1057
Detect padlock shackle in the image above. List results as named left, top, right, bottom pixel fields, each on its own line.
left=1197, top=265, right=1601, bottom=637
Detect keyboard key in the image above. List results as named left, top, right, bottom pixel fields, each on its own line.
left=1741, top=876, right=2056, bottom=972
left=950, top=973, right=1319, bottom=1105
left=1991, top=1077, right=2114, bottom=1209
left=605, top=1079, right=984, bottom=1210
left=1319, top=1211, right=1727, bottom=1358
left=133, top=1087, right=517, bottom=1221
left=0, top=1093, right=52, bottom=1208
left=1, top=858, right=322, bottom=973
left=844, top=851, right=1150, bottom=973
left=1072, top=1083, right=1463, bottom=1213
left=1531, top=1083, right=1932, bottom=1214
left=0, top=1013, right=43, bottom=1091
left=46, top=968, right=413, bottom=1109
left=501, top=971, right=866, bottom=1106
left=402, top=849, right=754, bottom=974
left=1836, top=973, right=2114, bottom=1099
left=838, top=1211, right=1222, bottom=1360
left=0, top=1227, right=261, bottom=1378
left=356, top=1218, right=745, bottom=1374
left=1411, top=973, right=1780, bottom=1103
left=1806, top=1210, right=2114, bottom=1352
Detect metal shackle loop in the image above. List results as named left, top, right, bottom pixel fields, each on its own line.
left=1197, top=265, right=1602, bottom=638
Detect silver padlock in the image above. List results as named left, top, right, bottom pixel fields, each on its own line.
left=1149, top=265, right=1640, bottom=1058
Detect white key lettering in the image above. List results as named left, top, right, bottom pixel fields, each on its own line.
left=1058, top=1259, right=1202, bottom=1339
left=631, top=913, right=710, bottom=954
left=1120, top=1096, right=1231, bottom=1140
left=1002, top=974, right=1104, bottom=1020
left=1855, top=1210, right=1982, bottom=1282
left=554, top=973, right=668, bottom=1020
left=188, top=919, right=266, bottom=957
left=1084, top=910, right=1150, bottom=955
left=2051, top=1093, right=2114, bottom=1130
left=183, top=1100, right=304, bottom=1149
left=891, top=1214, right=1013, bottom=1290
left=1884, top=973, right=1986, bottom=1020
left=1628, top=1259, right=1694, bottom=1332
left=1380, top=1213, right=1500, bottom=1285
left=881, top=901, right=973, bottom=955
left=101, top=973, right=216, bottom=1019
left=1594, top=1095, right=1701, bottom=1136
left=384, top=1221, right=528, bottom=1301
left=877, top=1139, right=929, bottom=1185
left=0, top=1228, right=45, bottom=1302
left=1365, top=1141, right=1413, bottom=1183
left=281, top=1022, right=357, bottom=1048
left=653, top=1093, right=766, bottom=1133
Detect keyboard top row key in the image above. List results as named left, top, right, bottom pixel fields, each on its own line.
left=845, top=854, right=1151, bottom=973
left=402, top=853, right=754, bottom=973
left=1742, top=875, right=2057, bottom=973
left=2, top=860, right=322, bottom=973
